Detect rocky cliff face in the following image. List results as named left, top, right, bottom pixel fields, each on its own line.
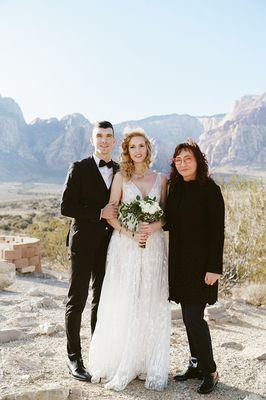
left=0, top=93, right=265, bottom=181
left=0, top=96, right=30, bottom=157
left=0, top=96, right=39, bottom=181
left=199, top=94, right=266, bottom=171
left=29, top=114, right=93, bottom=171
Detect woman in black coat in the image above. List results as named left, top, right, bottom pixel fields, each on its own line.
left=165, top=139, right=225, bottom=395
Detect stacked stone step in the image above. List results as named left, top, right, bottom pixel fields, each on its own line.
left=0, top=235, right=41, bottom=273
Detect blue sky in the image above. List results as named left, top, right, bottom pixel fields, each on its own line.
left=0, top=0, right=265, bottom=123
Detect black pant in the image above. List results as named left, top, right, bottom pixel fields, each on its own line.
left=65, top=233, right=110, bottom=361
left=181, top=303, right=216, bottom=375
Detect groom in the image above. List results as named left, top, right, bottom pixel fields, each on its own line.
left=61, top=121, right=118, bottom=381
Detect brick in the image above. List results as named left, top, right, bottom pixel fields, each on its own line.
left=27, top=247, right=36, bottom=258
left=29, top=256, right=40, bottom=266
left=14, top=258, right=29, bottom=269
left=21, top=247, right=28, bottom=258
left=13, top=241, right=27, bottom=248
left=33, top=246, right=40, bottom=256
left=3, top=249, right=21, bottom=260
left=17, top=265, right=35, bottom=274
left=0, top=236, right=42, bottom=273
left=20, top=246, right=34, bottom=258
left=35, top=263, right=42, bottom=273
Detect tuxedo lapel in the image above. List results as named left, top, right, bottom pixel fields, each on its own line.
left=85, top=156, right=119, bottom=196
left=85, top=157, right=108, bottom=194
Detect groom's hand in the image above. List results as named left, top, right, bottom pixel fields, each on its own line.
left=101, top=202, right=117, bottom=220
left=205, top=272, right=221, bottom=285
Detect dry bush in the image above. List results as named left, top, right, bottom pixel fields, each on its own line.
left=1, top=177, right=265, bottom=285
left=220, top=177, right=266, bottom=295
left=25, top=215, right=70, bottom=270
left=238, top=284, right=266, bottom=306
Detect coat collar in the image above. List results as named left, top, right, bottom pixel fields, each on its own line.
left=85, top=156, right=119, bottom=192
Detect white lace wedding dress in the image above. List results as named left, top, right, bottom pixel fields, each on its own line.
left=88, top=173, right=171, bottom=391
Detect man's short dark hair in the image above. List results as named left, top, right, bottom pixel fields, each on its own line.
left=93, top=121, right=114, bottom=135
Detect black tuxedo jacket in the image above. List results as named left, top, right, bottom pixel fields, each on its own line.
left=61, top=156, right=119, bottom=254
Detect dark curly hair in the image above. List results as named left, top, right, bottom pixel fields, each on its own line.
left=169, top=139, right=212, bottom=188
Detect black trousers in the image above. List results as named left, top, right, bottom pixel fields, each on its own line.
left=65, top=232, right=110, bottom=361
left=181, top=303, right=216, bottom=375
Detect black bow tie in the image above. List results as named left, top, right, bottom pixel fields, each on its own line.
left=99, top=159, right=114, bottom=168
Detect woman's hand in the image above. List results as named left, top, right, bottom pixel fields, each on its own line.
left=205, top=272, right=221, bottom=285
left=139, top=221, right=161, bottom=237
left=132, top=231, right=149, bottom=245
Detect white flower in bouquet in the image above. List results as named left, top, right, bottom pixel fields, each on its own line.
left=118, top=195, right=164, bottom=248
left=139, top=200, right=161, bottom=214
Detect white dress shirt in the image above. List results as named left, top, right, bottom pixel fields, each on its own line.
left=93, top=154, right=113, bottom=189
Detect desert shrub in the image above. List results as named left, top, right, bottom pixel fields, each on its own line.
left=7, top=202, right=20, bottom=209
left=0, top=200, right=68, bottom=270
left=220, top=177, right=266, bottom=295
left=31, top=201, right=40, bottom=210
left=0, top=214, right=34, bottom=230
left=25, top=215, right=70, bottom=270
left=0, top=177, right=265, bottom=283
left=240, top=283, right=266, bottom=306
left=1, top=223, right=11, bottom=231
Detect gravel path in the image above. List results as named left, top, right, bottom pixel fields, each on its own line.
left=0, top=269, right=265, bottom=400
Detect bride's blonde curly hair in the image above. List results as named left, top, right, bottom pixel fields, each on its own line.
left=119, top=128, right=153, bottom=180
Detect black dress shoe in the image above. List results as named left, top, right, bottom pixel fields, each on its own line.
left=197, top=373, right=219, bottom=394
left=174, top=366, right=203, bottom=381
left=67, top=358, right=92, bottom=382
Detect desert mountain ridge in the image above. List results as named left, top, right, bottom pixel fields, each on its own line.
left=0, top=93, right=265, bottom=182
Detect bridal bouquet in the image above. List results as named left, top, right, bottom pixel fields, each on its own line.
left=118, top=195, right=164, bottom=248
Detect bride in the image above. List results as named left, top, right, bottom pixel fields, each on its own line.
left=88, top=128, right=170, bottom=391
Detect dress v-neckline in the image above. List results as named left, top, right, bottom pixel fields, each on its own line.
left=130, top=173, right=159, bottom=199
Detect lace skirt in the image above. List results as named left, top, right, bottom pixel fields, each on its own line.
left=88, top=229, right=171, bottom=391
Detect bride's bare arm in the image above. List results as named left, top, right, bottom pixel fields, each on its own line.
left=107, top=172, right=148, bottom=244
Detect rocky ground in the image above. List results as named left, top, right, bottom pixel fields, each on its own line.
left=0, top=269, right=265, bottom=400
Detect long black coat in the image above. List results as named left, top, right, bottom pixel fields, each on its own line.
left=165, top=179, right=225, bottom=305
left=60, top=156, right=119, bottom=256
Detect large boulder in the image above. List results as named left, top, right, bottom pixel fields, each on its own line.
left=0, top=386, right=74, bottom=400
left=0, top=261, right=16, bottom=290
left=0, top=329, right=24, bottom=343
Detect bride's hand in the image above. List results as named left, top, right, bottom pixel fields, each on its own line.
left=132, top=231, right=148, bottom=245
left=139, top=221, right=161, bottom=236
